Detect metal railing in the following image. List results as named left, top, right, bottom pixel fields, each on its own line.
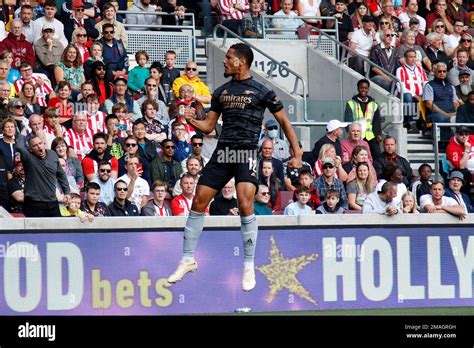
left=212, top=24, right=308, bottom=121
left=432, top=122, right=474, bottom=180
left=118, top=10, right=197, bottom=65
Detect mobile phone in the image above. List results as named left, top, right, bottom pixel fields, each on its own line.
left=137, top=163, right=143, bottom=172
left=116, top=123, right=127, bottom=131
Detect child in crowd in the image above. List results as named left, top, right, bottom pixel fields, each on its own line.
left=112, top=102, right=132, bottom=138
left=411, top=163, right=433, bottom=206
left=162, top=50, right=180, bottom=90
left=127, top=50, right=150, bottom=95
left=401, top=191, right=419, bottom=214
left=60, top=193, right=94, bottom=222
left=292, top=168, right=320, bottom=211
left=316, top=189, right=345, bottom=214
left=284, top=186, right=314, bottom=215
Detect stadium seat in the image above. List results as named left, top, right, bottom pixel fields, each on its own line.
left=10, top=213, right=25, bottom=218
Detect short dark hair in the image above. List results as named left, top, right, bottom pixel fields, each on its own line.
left=431, top=180, right=445, bottom=189
left=230, top=43, right=254, bottom=67
left=98, top=160, right=111, bottom=168
left=357, top=79, right=370, bottom=88
left=404, top=48, right=417, bottom=58
left=161, top=138, right=174, bottom=147
left=102, top=23, right=114, bottom=32
left=105, top=114, right=118, bottom=124
left=380, top=181, right=395, bottom=194
left=298, top=168, right=312, bottom=177
left=86, top=182, right=100, bottom=192
left=150, top=61, right=163, bottom=73
left=44, top=0, right=56, bottom=8
left=114, top=179, right=128, bottom=190
left=191, top=134, right=203, bottom=142
left=93, top=132, right=107, bottom=142
left=418, top=163, right=432, bottom=173
left=325, top=189, right=340, bottom=199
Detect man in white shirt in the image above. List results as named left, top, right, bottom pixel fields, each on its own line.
left=363, top=181, right=400, bottom=215
left=272, top=0, right=304, bottom=34
left=420, top=181, right=465, bottom=219
left=32, top=0, right=68, bottom=48
left=118, top=154, right=150, bottom=212
left=20, top=5, right=35, bottom=43
left=399, top=0, right=426, bottom=34
left=349, top=15, right=376, bottom=75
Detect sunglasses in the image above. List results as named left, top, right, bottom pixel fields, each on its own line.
left=76, top=33, right=87, bottom=37
left=75, top=8, right=85, bottom=11
left=165, top=145, right=175, bottom=149
left=260, top=192, right=270, bottom=196
left=380, top=22, right=389, bottom=25
left=267, top=126, right=278, bottom=130
left=100, top=169, right=112, bottom=173
left=385, top=33, right=396, bottom=37
left=14, top=105, right=24, bottom=109
left=125, top=143, right=137, bottom=147
left=323, top=165, right=334, bottom=169
left=437, top=70, right=447, bottom=73
left=459, top=132, right=469, bottom=136
left=192, top=143, right=203, bottom=147
left=461, top=39, right=472, bottom=43
left=147, top=84, right=157, bottom=87
left=436, top=25, right=445, bottom=28
left=186, top=67, right=197, bottom=71
left=104, top=30, right=115, bottom=34
left=96, top=66, right=106, bottom=71
left=116, top=187, right=128, bottom=192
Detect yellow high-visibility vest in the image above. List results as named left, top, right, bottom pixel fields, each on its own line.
left=347, top=99, right=378, bottom=141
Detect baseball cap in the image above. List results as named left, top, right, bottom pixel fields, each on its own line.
left=264, top=119, right=278, bottom=128
left=458, top=69, right=471, bottom=77
left=322, top=157, right=335, bottom=166
left=362, top=15, right=375, bottom=23
left=326, top=119, right=349, bottom=132
left=409, top=18, right=420, bottom=25
left=448, top=171, right=465, bottom=184
left=114, top=76, right=128, bottom=85
left=72, top=0, right=85, bottom=8
left=42, top=22, right=55, bottom=31
left=456, top=125, right=470, bottom=134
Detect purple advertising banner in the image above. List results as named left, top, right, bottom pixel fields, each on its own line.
left=0, top=227, right=473, bottom=315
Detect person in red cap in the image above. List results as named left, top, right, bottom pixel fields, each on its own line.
left=63, top=0, right=99, bottom=43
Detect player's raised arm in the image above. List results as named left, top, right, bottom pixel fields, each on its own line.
left=184, top=109, right=219, bottom=134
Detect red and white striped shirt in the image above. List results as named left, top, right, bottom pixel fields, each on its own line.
left=44, top=124, right=67, bottom=138
left=14, top=76, right=53, bottom=107
left=84, top=111, right=106, bottom=135
left=218, top=0, right=249, bottom=20
left=64, top=128, right=94, bottom=161
left=396, top=64, right=428, bottom=97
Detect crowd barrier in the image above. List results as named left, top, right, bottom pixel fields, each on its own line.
left=1, top=215, right=473, bottom=315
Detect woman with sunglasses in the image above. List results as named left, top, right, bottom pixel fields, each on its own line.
left=7, top=98, right=28, bottom=134
left=430, top=18, right=454, bottom=56
left=52, top=136, right=84, bottom=189
left=454, top=33, right=474, bottom=67
left=71, top=27, right=92, bottom=64
left=374, top=17, right=397, bottom=45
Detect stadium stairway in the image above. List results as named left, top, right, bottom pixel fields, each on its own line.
left=406, top=132, right=434, bottom=177
left=195, top=29, right=208, bottom=83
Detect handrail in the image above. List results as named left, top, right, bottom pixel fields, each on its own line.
left=432, top=122, right=474, bottom=181
left=212, top=24, right=308, bottom=121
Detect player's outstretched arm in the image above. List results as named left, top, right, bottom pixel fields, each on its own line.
left=184, top=109, right=220, bottom=134
left=273, top=108, right=302, bottom=168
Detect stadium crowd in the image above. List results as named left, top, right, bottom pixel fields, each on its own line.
left=0, top=0, right=473, bottom=219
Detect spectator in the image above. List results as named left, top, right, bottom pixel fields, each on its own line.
left=341, top=122, right=372, bottom=165
left=168, top=84, right=205, bottom=135
left=97, top=23, right=128, bottom=79
left=445, top=125, right=474, bottom=193
left=60, top=192, right=93, bottom=221
left=104, top=114, right=125, bottom=159
left=83, top=42, right=107, bottom=81
left=399, top=0, right=426, bottom=34
left=161, top=51, right=180, bottom=95
left=217, top=0, right=249, bottom=35
left=128, top=50, right=150, bottom=95
left=396, top=48, right=428, bottom=133
left=408, top=17, right=427, bottom=48
left=411, top=163, right=433, bottom=205
left=81, top=182, right=108, bottom=217
left=171, top=121, right=192, bottom=162
left=446, top=0, right=469, bottom=26
left=401, top=191, right=419, bottom=214
left=343, top=79, right=382, bottom=158
left=71, top=27, right=92, bottom=65
left=77, top=81, right=95, bottom=104
left=181, top=134, right=208, bottom=171
left=91, top=160, right=116, bottom=205
left=0, top=49, right=20, bottom=86
left=117, top=135, right=141, bottom=178
left=258, top=138, right=285, bottom=187
left=454, top=33, right=474, bottom=64
left=0, top=61, right=14, bottom=101
left=34, top=22, right=64, bottom=81
left=445, top=20, right=464, bottom=52
left=7, top=158, right=25, bottom=213
left=448, top=49, right=474, bottom=87
left=43, top=107, right=65, bottom=138
left=18, top=82, right=41, bottom=119
left=374, top=136, right=414, bottom=187
left=19, top=5, right=35, bottom=44
left=32, top=0, right=68, bottom=48
left=54, top=44, right=85, bottom=100
left=15, top=61, right=54, bottom=108
left=82, top=132, right=119, bottom=182
left=139, top=99, right=168, bottom=144
left=313, top=143, right=347, bottom=181
left=89, top=61, right=114, bottom=105
left=126, top=0, right=162, bottom=31
left=326, top=0, right=354, bottom=45
left=444, top=170, right=473, bottom=214
left=131, top=120, right=157, bottom=184
left=106, top=179, right=140, bottom=216
left=52, top=136, right=84, bottom=189
left=141, top=180, right=172, bottom=216
left=137, top=77, right=170, bottom=123
left=316, top=189, right=345, bottom=214
left=105, top=77, right=141, bottom=119
left=456, top=91, right=474, bottom=126
left=83, top=94, right=106, bottom=134
left=423, top=61, right=460, bottom=142
left=377, top=164, right=407, bottom=207
left=209, top=179, right=239, bottom=216
left=258, top=158, right=281, bottom=212
left=344, top=145, right=377, bottom=183
left=171, top=173, right=199, bottom=216
left=146, top=62, right=171, bottom=105
left=0, top=120, right=17, bottom=172
left=309, top=119, right=348, bottom=166
left=172, top=62, right=211, bottom=106
left=346, top=161, right=376, bottom=211
left=173, top=155, right=201, bottom=196
left=48, top=81, right=74, bottom=126
left=426, top=0, right=454, bottom=34
left=283, top=141, right=313, bottom=191
left=0, top=19, right=35, bottom=69
left=425, top=32, right=450, bottom=68
left=272, top=0, right=304, bottom=35
left=258, top=119, right=290, bottom=162
left=430, top=18, right=454, bottom=57
left=151, top=138, right=183, bottom=191
left=242, top=0, right=268, bottom=38
left=64, top=113, right=93, bottom=161
left=16, top=135, right=70, bottom=217
left=253, top=184, right=273, bottom=215
left=95, top=2, right=128, bottom=48
left=370, top=27, right=399, bottom=92
left=284, top=186, right=314, bottom=215
left=313, top=157, right=349, bottom=209
left=63, top=0, right=99, bottom=43
left=22, top=114, right=55, bottom=149
left=454, top=70, right=473, bottom=105
left=0, top=80, right=10, bottom=120
left=118, top=153, right=150, bottom=211
left=351, top=2, right=368, bottom=31
left=420, top=180, right=465, bottom=220
left=349, top=15, right=376, bottom=75
left=376, top=1, right=402, bottom=33
left=202, top=127, right=219, bottom=159
left=362, top=181, right=400, bottom=215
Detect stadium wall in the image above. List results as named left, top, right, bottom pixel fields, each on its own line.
left=1, top=215, right=473, bottom=315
